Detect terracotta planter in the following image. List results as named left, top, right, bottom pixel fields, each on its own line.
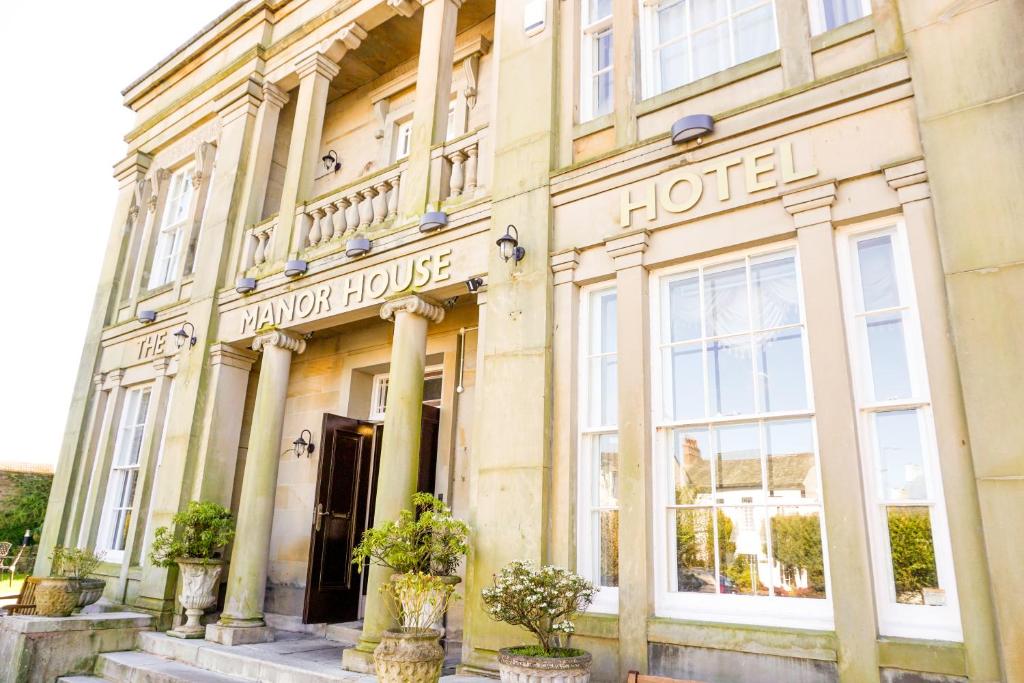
left=497, top=648, right=593, bottom=683
left=373, top=628, right=445, bottom=683
left=168, top=558, right=224, bottom=639
left=75, top=577, right=107, bottom=609
left=34, top=577, right=83, bottom=617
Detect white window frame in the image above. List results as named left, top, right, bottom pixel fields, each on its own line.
left=394, top=120, right=413, bottom=162
left=639, top=0, right=779, bottom=99
left=368, top=366, right=444, bottom=422
left=577, top=283, right=619, bottom=614
left=807, top=0, right=871, bottom=35
left=97, top=386, right=153, bottom=563
left=580, top=0, right=614, bottom=122
left=649, top=243, right=835, bottom=630
left=837, top=217, right=962, bottom=641
left=148, top=165, right=195, bottom=289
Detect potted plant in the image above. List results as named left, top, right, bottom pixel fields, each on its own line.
left=61, top=547, right=107, bottom=609
left=373, top=572, right=459, bottom=683
left=34, top=546, right=105, bottom=617
left=150, top=500, right=235, bottom=638
left=482, top=560, right=597, bottom=683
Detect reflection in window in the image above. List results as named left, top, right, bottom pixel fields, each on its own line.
left=581, top=0, right=613, bottom=120
left=809, top=0, right=871, bottom=35
left=99, top=387, right=152, bottom=553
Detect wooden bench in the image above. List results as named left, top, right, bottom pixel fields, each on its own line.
left=0, top=576, right=40, bottom=616
left=627, top=671, right=704, bottom=683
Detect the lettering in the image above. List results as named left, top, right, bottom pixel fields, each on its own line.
left=138, top=332, right=167, bottom=360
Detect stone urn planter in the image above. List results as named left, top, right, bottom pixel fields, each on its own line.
left=497, top=648, right=593, bottom=683
left=168, top=558, right=224, bottom=638
left=34, top=577, right=83, bottom=617
left=75, top=577, right=107, bottom=610
left=373, top=627, right=445, bottom=683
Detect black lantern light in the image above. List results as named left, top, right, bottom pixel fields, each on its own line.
left=173, top=321, right=197, bottom=349
left=293, top=429, right=315, bottom=458
left=496, top=225, right=525, bottom=264
left=322, top=150, right=341, bottom=173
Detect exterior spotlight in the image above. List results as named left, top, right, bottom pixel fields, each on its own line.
left=419, top=211, right=449, bottom=233
left=235, top=277, right=257, bottom=294
left=173, top=321, right=197, bottom=349
left=322, top=150, right=341, bottom=173
left=496, top=225, right=525, bottom=264
left=137, top=309, right=157, bottom=325
left=293, top=429, right=315, bottom=459
left=466, top=277, right=484, bottom=293
left=346, top=236, right=372, bottom=257
left=671, top=114, right=714, bottom=144
left=284, top=260, right=308, bottom=277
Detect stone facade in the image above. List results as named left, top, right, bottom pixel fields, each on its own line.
left=36, top=0, right=1021, bottom=681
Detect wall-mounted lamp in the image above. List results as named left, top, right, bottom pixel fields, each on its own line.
left=465, top=277, right=484, bottom=293
left=346, top=236, right=372, bottom=258
left=284, top=260, right=308, bottom=277
left=322, top=150, right=341, bottom=173
left=496, top=225, right=525, bottom=264
left=419, top=211, right=449, bottom=233
left=670, top=114, right=714, bottom=144
left=137, top=310, right=157, bottom=325
left=292, top=429, right=315, bottom=459
left=236, top=277, right=257, bottom=294
left=173, top=321, right=197, bottom=349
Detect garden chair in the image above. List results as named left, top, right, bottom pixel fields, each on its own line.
left=0, top=542, right=11, bottom=561
left=0, top=545, right=25, bottom=584
left=0, top=576, right=40, bottom=616
left=626, top=671, right=704, bottom=683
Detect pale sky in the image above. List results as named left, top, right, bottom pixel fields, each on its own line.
left=0, top=2, right=233, bottom=466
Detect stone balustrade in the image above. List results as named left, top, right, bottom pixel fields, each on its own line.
left=242, top=217, right=277, bottom=271
left=442, top=130, right=484, bottom=201
left=299, top=166, right=404, bottom=250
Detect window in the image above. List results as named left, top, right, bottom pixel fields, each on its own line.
left=808, top=0, right=870, bottom=35
left=577, top=286, right=619, bottom=613
left=651, top=247, right=833, bottom=629
left=839, top=221, right=962, bottom=641
left=98, top=387, right=152, bottom=560
left=148, top=166, right=194, bottom=289
left=641, top=0, right=778, bottom=98
left=395, top=120, right=413, bottom=161
left=369, top=367, right=443, bottom=421
left=580, top=0, right=613, bottom=120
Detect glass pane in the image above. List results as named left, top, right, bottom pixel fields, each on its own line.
left=750, top=254, right=799, bottom=330
left=691, top=0, right=727, bottom=29
left=659, top=39, right=690, bottom=91
left=708, top=336, right=754, bottom=416
left=715, top=423, right=762, bottom=495
left=111, top=509, right=129, bottom=551
left=423, top=376, right=443, bottom=402
left=668, top=275, right=701, bottom=342
left=590, top=0, right=612, bottom=20
left=595, top=30, right=613, bottom=70
left=766, top=419, right=817, bottom=502
left=135, top=390, right=152, bottom=428
left=718, top=505, right=768, bottom=595
left=770, top=507, right=826, bottom=598
left=886, top=506, right=941, bottom=605
left=704, top=262, right=749, bottom=336
left=658, top=0, right=686, bottom=41
left=672, top=428, right=712, bottom=504
left=116, top=469, right=139, bottom=509
left=596, top=291, right=617, bottom=353
left=589, top=355, right=618, bottom=427
left=822, top=0, right=866, bottom=31
left=672, top=508, right=716, bottom=593
left=875, top=410, right=927, bottom=501
left=755, top=329, right=807, bottom=412
left=666, top=342, right=705, bottom=420
left=599, top=510, right=619, bottom=587
left=597, top=433, right=619, bottom=507
left=692, top=23, right=730, bottom=80
left=857, top=235, right=900, bottom=311
left=733, top=4, right=777, bottom=64
left=865, top=311, right=912, bottom=401
left=595, top=70, right=613, bottom=117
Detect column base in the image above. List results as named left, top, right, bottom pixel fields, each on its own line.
left=341, top=645, right=377, bottom=673
left=205, top=622, right=275, bottom=646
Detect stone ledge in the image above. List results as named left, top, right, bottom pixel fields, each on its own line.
left=0, top=611, right=154, bottom=634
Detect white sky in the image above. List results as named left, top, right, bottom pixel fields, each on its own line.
left=0, top=2, right=233, bottom=467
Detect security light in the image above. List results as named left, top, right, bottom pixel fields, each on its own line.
left=235, top=277, right=257, bottom=294
left=465, top=277, right=484, bottom=293
left=671, top=114, right=714, bottom=144
left=137, top=310, right=157, bottom=325
left=284, top=260, right=308, bottom=277
left=346, top=236, right=372, bottom=257
left=419, top=211, right=449, bottom=233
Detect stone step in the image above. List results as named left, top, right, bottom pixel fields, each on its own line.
left=96, top=651, right=254, bottom=683
left=325, top=621, right=363, bottom=644
left=57, top=677, right=109, bottom=683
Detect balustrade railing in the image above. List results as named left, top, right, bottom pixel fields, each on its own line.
left=441, top=126, right=487, bottom=202
left=242, top=216, right=278, bottom=271
left=299, top=165, right=404, bottom=250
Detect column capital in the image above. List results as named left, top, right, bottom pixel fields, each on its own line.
left=148, top=168, right=170, bottom=213
left=380, top=295, right=445, bottom=324
left=211, top=343, right=259, bottom=371
left=252, top=329, right=307, bottom=354
left=215, top=76, right=263, bottom=122
left=192, top=142, right=217, bottom=190
left=261, top=81, right=290, bottom=110
left=152, top=357, right=171, bottom=376
left=92, top=373, right=106, bottom=391
left=295, top=52, right=341, bottom=81
left=781, top=180, right=837, bottom=228
left=421, top=0, right=463, bottom=9
left=113, top=152, right=153, bottom=187
left=883, top=157, right=930, bottom=203
left=320, top=22, right=368, bottom=61
left=387, top=0, right=422, bottom=17
left=106, top=368, right=126, bottom=388
left=605, top=229, right=650, bottom=270
left=551, top=249, right=580, bottom=286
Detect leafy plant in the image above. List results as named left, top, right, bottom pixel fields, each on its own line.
left=481, top=561, right=596, bottom=655
left=49, top=546, right=105, bottom=579
left=352, top=493, right=469, bottom=576
left=149, top=501, right=235, bottom=567
left=770, top=512, right=826, bottom=595
left=0, top=473, right=51, bottom=545
left=887, top=507, right=938, bottom=602
left=381, top=572, right=459, bottom=630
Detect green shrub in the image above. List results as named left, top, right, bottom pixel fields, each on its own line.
left=352, top=493, right=469, bottom=575
left=49, top=546, right=104, bottom=578
left=0, top=473, right=51, bottom=545
left=149, top=501, right=235, bottom=567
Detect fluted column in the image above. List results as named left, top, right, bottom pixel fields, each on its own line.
left=207, top=330, right=306, bottom=646
left=343, top=295, right=445, bottom=672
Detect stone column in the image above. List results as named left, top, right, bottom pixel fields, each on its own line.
left=549, top=251, right=579, bottom=568
left=781, top=182, right=878, bottom=683
left=883, top=160, right=1001, bottom=681
left=273, top=54, right=340, bottom=263
left=128, top=168, right=170, bottom=303
left=343, top=295, right=446, bottom=672
left=207, top=330, right=306, bottom=646
left=63, top=373, right=108, bottom=547
left=611, top=0, right=639, bottom=146
left=239, top=83, right=289, bottom=235
left=776, top=0, right=814, bottom=88
left=77, top=369, right=127, bottom=550
left=398, top=0, right=461, bottom=219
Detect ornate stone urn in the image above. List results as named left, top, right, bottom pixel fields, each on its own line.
left=34, top=577, right=83, bottom=617
left=497, top=648, right=593, bottom=683
left=373, top=628, right=445, bottom=683
left=168, top=558, right=224, bottom=638
left=75, top=577, right=107, bottom=609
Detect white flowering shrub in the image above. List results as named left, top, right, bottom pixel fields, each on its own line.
left=481, top=560, right=596, bottom=654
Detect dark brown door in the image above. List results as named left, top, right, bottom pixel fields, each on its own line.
left=303, top=414, right=374, bottom=624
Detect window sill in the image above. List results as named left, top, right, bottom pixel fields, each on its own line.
left=877, top=637, right=967, bottom=677
left=647, top=615, right=838, bottom=662
left=810, top=15, right=875, bottom=53
left=138, top=282, right=175, bottom=301
left=575, top=612, right=619, bottom=640
left=573, top=112, right=615, bottom=141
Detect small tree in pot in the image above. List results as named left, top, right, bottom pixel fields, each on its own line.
left=373, top=572, right=459, bottom=683
left=35, top=546, right=106, bottom=617
left=482, top=561, right=597, bottom=683
left=150, top=501, right=235, bottom=638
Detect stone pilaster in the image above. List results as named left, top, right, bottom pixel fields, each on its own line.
left=611, top=0, right=639, bottom=146
left=63, top=373, right=109, bottom=548
left=77, top=369, right=127, bottom=551
left=344, top=295, right=446, bottom=672
left=781, top=181, right=878, bottom=683
left=550, top=251, right=580, bottom=569
left=207, top=330, right=306, bottom=646
left=776, top=0, right=814, bottom=88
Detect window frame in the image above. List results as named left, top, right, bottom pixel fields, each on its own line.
left=580, top=0, right=614, bottom=122
left=148, top=164, right=195, bottom=290
left=807, top=0, right=872, bottom=35
left=649, top=242, right=835, bottom=630
left=577, top=282, right=620, bottom=614
left=368, top=366, right=444, bottom=422
left=837, top=217, right=963, bottom=641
